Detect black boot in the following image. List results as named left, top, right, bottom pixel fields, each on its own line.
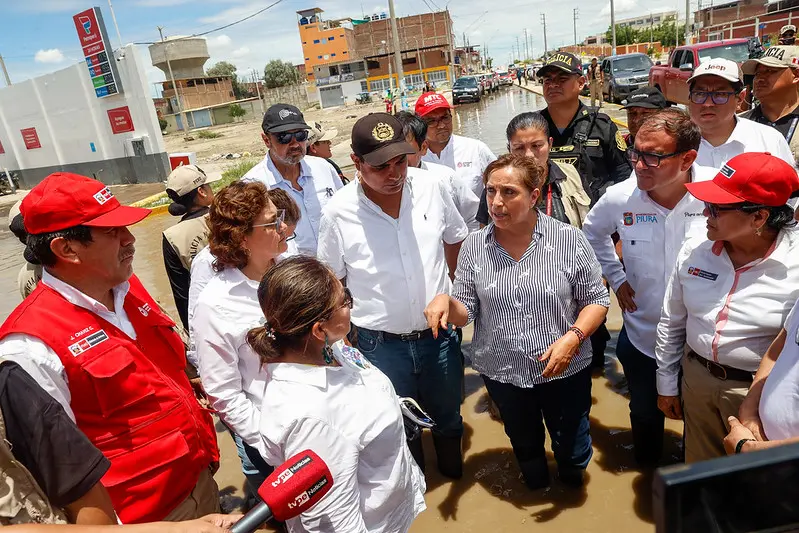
left=631, top=421, right=664, bottom=467
left=407, top=437, right=425, bottom=473
left=557, top=466, right=585, bottom=488
left=432, top=434, right=463, bottom=479
left=518, top=457, right=550, bottom=490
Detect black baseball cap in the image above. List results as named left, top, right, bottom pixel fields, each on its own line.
left=262, top=104, right=310, bottom=134
left=537, top=52, right=583, bottom=77
left=351, top=113, right=415, bottom=166
left=622, top=87, right=669, bottom=110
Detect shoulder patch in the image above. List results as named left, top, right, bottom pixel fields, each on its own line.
left=616, top=130, right=628, bottom=151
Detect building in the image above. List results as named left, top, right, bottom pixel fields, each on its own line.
left=157, top=76, right=235, bottom=113
left=697, top=0, right=799, bottom=42
left=695, top=0, right=767, bottom=28
left=314, top=59, right=369, bottom=108
left=351, top=10, right=455, bottom=91
left=297, top=8, right=358, bottom=93
left=618, top=10, right=679, bottom=29
left=584, top=34, right=610, bottom=46
left=454, top=46, right=482, bottom=75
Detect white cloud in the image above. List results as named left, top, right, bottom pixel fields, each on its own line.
left=210, top=35, right=233, bottom=47
left=231, top=47, right=250, bottom=58
left=600, top=0, right=641, bottom=18
left=34, top=49, right=65, bottom=64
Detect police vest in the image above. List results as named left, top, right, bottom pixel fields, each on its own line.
left=163, top=215, right=210, bottom=271
left=553, top=161, right=592, bottom=228
left=0, top=276, right=219, bottom=524
left=0, top=361, right=68, bottom=526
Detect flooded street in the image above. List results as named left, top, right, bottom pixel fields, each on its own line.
left=0, top=87, right=682, bottom=531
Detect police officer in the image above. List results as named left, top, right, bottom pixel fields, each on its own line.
left=537, top=52, right=631, bottom=204
left=741, top=45, right=799, bottom=161
left=780, top=24, right=797, bottom=45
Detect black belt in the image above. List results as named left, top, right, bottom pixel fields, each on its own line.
left=687, top=351, right=754, bottom=382
left=382, top=329, right=435, bottom=342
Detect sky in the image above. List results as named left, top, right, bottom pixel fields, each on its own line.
left=0, top=0, right=701, bottom=96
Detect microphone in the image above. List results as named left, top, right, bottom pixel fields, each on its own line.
left=230, top=450, right=333, bottom=533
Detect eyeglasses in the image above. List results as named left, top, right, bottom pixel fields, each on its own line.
left=274, top=130, right=309, bottom=144
left=703, top=202, right=766, bottom=218
left=423, top=113, right=452, bottom=127
left=627, top=148, right=684, bottom=168
left=689, top=90, right=737, bottom=105
left=252, top=209, right=285, bottom=230
left=322, top=287, right=353, bottom=321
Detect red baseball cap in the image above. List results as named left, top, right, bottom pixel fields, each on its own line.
left=415, top=92, right=452, bottom=117
left=21, top=172, right=151, bottom=235
left=685, top=152, right=799, bottom=207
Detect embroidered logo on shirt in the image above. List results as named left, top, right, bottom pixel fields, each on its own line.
left=68, top=329, right=109, bottom=356
left=325, top=187, right=334, bottom=197
left=623, top=212, right=634, bottom=226
left=720, top=164, right=736, bottom=179
left=138, top=303, right=151, bottom=317
left=687, top=266, right=719, bottom=281
left=635, top=213, right=658, bottom=224
left=457, top=162, right=473, bottom=168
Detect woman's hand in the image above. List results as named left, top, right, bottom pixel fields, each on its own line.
left=424, top=294, right=451, bottom=339
left=724, top=416, right=757, bottom=455
left=539, top=331, right=581, bottom=378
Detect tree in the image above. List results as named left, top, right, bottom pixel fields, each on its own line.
left=263, top=60, right=300, bottom=89
left=228, top=103, right=246, bottom=121
left=207, top=61, right=242, bottom=98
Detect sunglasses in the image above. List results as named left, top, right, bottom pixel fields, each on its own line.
left=689, top=90, right=737, bottom=105
left=274, top=130, right=309, bottom=144
left=627, top=148, right=684, bottom=168
left=703, top=202, right=766, bottom=218
left=252, top=209, right=285, bottom=230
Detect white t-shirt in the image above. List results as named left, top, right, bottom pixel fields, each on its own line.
left=696, top=116, right=796, bottom=170
left=761, top=300, right=799, bottom=441
left=418, top=161, right=480, bottom=232
left=420, top=134, right=497, bottom=197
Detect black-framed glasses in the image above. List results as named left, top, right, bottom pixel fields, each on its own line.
left=322, top=287, right=353, bottom=321
left=252, top=209, right=285, bottom=230
left=689, top=90, right=737, bottom=105
left=423, top=113, right=452, bottom=127
left=703, top=202, right=767, bottom=218
left=274, top=130, right=309, bottom=144
left=627, top=148, right=684, bottom=168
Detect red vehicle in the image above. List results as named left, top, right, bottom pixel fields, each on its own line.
left=498, top=71, right=513, bottom=86
left=648, top=39, right=752, bottom=105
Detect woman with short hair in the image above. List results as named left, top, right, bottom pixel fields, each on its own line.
left=425, top=154, right=609, bottom=490
left=251, top=256, right=426, bottom=532
left=191, top=181, right=288, bottom=493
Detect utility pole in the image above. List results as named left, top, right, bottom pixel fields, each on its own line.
left=685, top=0, right=691, bottom=44
left=610, top=0, right=617, bottom=55
left=573, top=8, right=579, bottom=50
left=252, top=69, right=264, bottom=116
left=524, top=28, right=530, bottom=61
left=516, top=36, right=521, bottom=63
left=650, top=12, right=654, bottom=44
left=0, top=55, right=11, bottom=86
left=157, top=26, right=189, bottom=132
left=387, top=0, right=406, bottom=109
left=107, top=0, right=124, bottom=50
left=540, top=14, right=548, bottom=58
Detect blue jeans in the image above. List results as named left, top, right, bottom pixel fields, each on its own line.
left=231, top=432, right=274, bottom=495
left=482, top=368, right=593, bottom=471
left=615, top=326, right=664, bottom=464
left=356, top=326, right=463, bottom=438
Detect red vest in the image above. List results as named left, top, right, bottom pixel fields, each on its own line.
left=0, top=276, right=219, bottom=524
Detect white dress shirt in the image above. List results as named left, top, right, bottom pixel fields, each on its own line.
left=242, top=154, right=343, bottom=255
left=0, top=270, right=134, bottom=421
left=760, top=298, right=799, bottom=441
left=317, top=170, right=468, bottom=334
left=420, top=134, right=497, bottom=197
left=656, top=229, right=799, bottom=396
left=192, top=266, right=268, bottom=451
left=583, top=166, right=714, bottom=358
left=696, top=116, right=795, bottom=170
left=260, top=341, right=426, bottom=533
left=420, top=160, right=480, bottom=232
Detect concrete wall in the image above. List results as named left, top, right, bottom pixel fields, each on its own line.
left=352, top=11, right=454, bottom=57
left=0, top=44, right=169, bottom=188
left=699, top=8, right=799, bottom=42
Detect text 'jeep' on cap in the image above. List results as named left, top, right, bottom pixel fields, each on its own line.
left=262, top=104, right=310, bottom=134
left=537, top=52, right=583, bottom=78
left=351, top=113, right=416, bottom=166
left=687, top=57, right=742, bottom=85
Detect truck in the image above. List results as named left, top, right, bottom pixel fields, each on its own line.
left=648, top=39, right=753, bottom=105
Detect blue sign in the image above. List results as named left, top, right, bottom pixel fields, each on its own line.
left=90, top=142, right=96, bottom=152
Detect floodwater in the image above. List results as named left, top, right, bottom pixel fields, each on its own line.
left=0, top=86, right=684, bottom=531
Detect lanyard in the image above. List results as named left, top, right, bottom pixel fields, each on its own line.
left=786, top=117, right=799, bottom=143
left=545, top=184, right=553, bottom=216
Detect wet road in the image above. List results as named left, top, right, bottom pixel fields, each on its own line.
left=0, top=86, right=681, bottom=531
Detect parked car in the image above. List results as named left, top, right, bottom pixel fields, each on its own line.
left=477, top=73, right=495, bottom=94
left=600, top=53, right=654, bottom=104
left=452, top=76, right=482, bottom=104
left=648, top=38, right=754, bottom=105
left=498, top=71, right=513, bottom=86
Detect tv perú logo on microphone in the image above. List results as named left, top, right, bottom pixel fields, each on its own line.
left=271, top=454, right=312, bottom=487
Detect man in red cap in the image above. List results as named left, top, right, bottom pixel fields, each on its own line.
left=416, top=92, right=496, bottom=199
left=655, top=152, right=799, bottom=462
left=0, top=173, right=220, bottom=523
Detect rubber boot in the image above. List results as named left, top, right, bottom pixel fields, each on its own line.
left=631, top=421, right=664, bottom=467
left=590, top=322, right=610, bottom=369
left=407, top=437, right=426, bottom=473
left=558, top=465, right=585, bottom=488
left=518, top=457, right=550, bottom=490
left=432, top=434, right=463, bottom=479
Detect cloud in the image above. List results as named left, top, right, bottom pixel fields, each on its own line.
left=34, top=49, right=65, bottom=64
left=600, top=0, right=640, bottom=18
left=232, top=47, right=250, bottom=58
left=210, top=34, right=233, bottom=47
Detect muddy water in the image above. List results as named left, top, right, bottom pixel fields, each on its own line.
left=0, top=87, right=682, bottom=530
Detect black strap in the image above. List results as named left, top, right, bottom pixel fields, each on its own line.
left=572, top=111, right=601, bottom=197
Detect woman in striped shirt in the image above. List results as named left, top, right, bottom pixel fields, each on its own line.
left=425, top=154, right=609, bottom=490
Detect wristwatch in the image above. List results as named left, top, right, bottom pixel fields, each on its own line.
left=735, top=438, right=756, bottom=454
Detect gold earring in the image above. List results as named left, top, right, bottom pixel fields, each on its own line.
left=755, top=226, right=763, bottom=236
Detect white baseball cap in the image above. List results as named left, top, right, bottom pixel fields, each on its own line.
left=308, top=121, right=338, bottom=144
left=782, top=24, right=797, bottom=35
left=165, top=165, right=221, bottom=197
left=687, top=57, right=742, bottom=86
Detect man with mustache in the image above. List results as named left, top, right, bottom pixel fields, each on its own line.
left=0, top=173, right=220, bottom=524
left=686, top=58, right=794, bottom=169
left=740, top=46, right=799, bottom=162
left=243, top=104, right=343, bottom=256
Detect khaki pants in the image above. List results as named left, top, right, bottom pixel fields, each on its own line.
left=590, top=79, right=601, bottom=108
left=681, top=354, right=750, bottom=463
left=163, top=468, right=220, bottom=521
